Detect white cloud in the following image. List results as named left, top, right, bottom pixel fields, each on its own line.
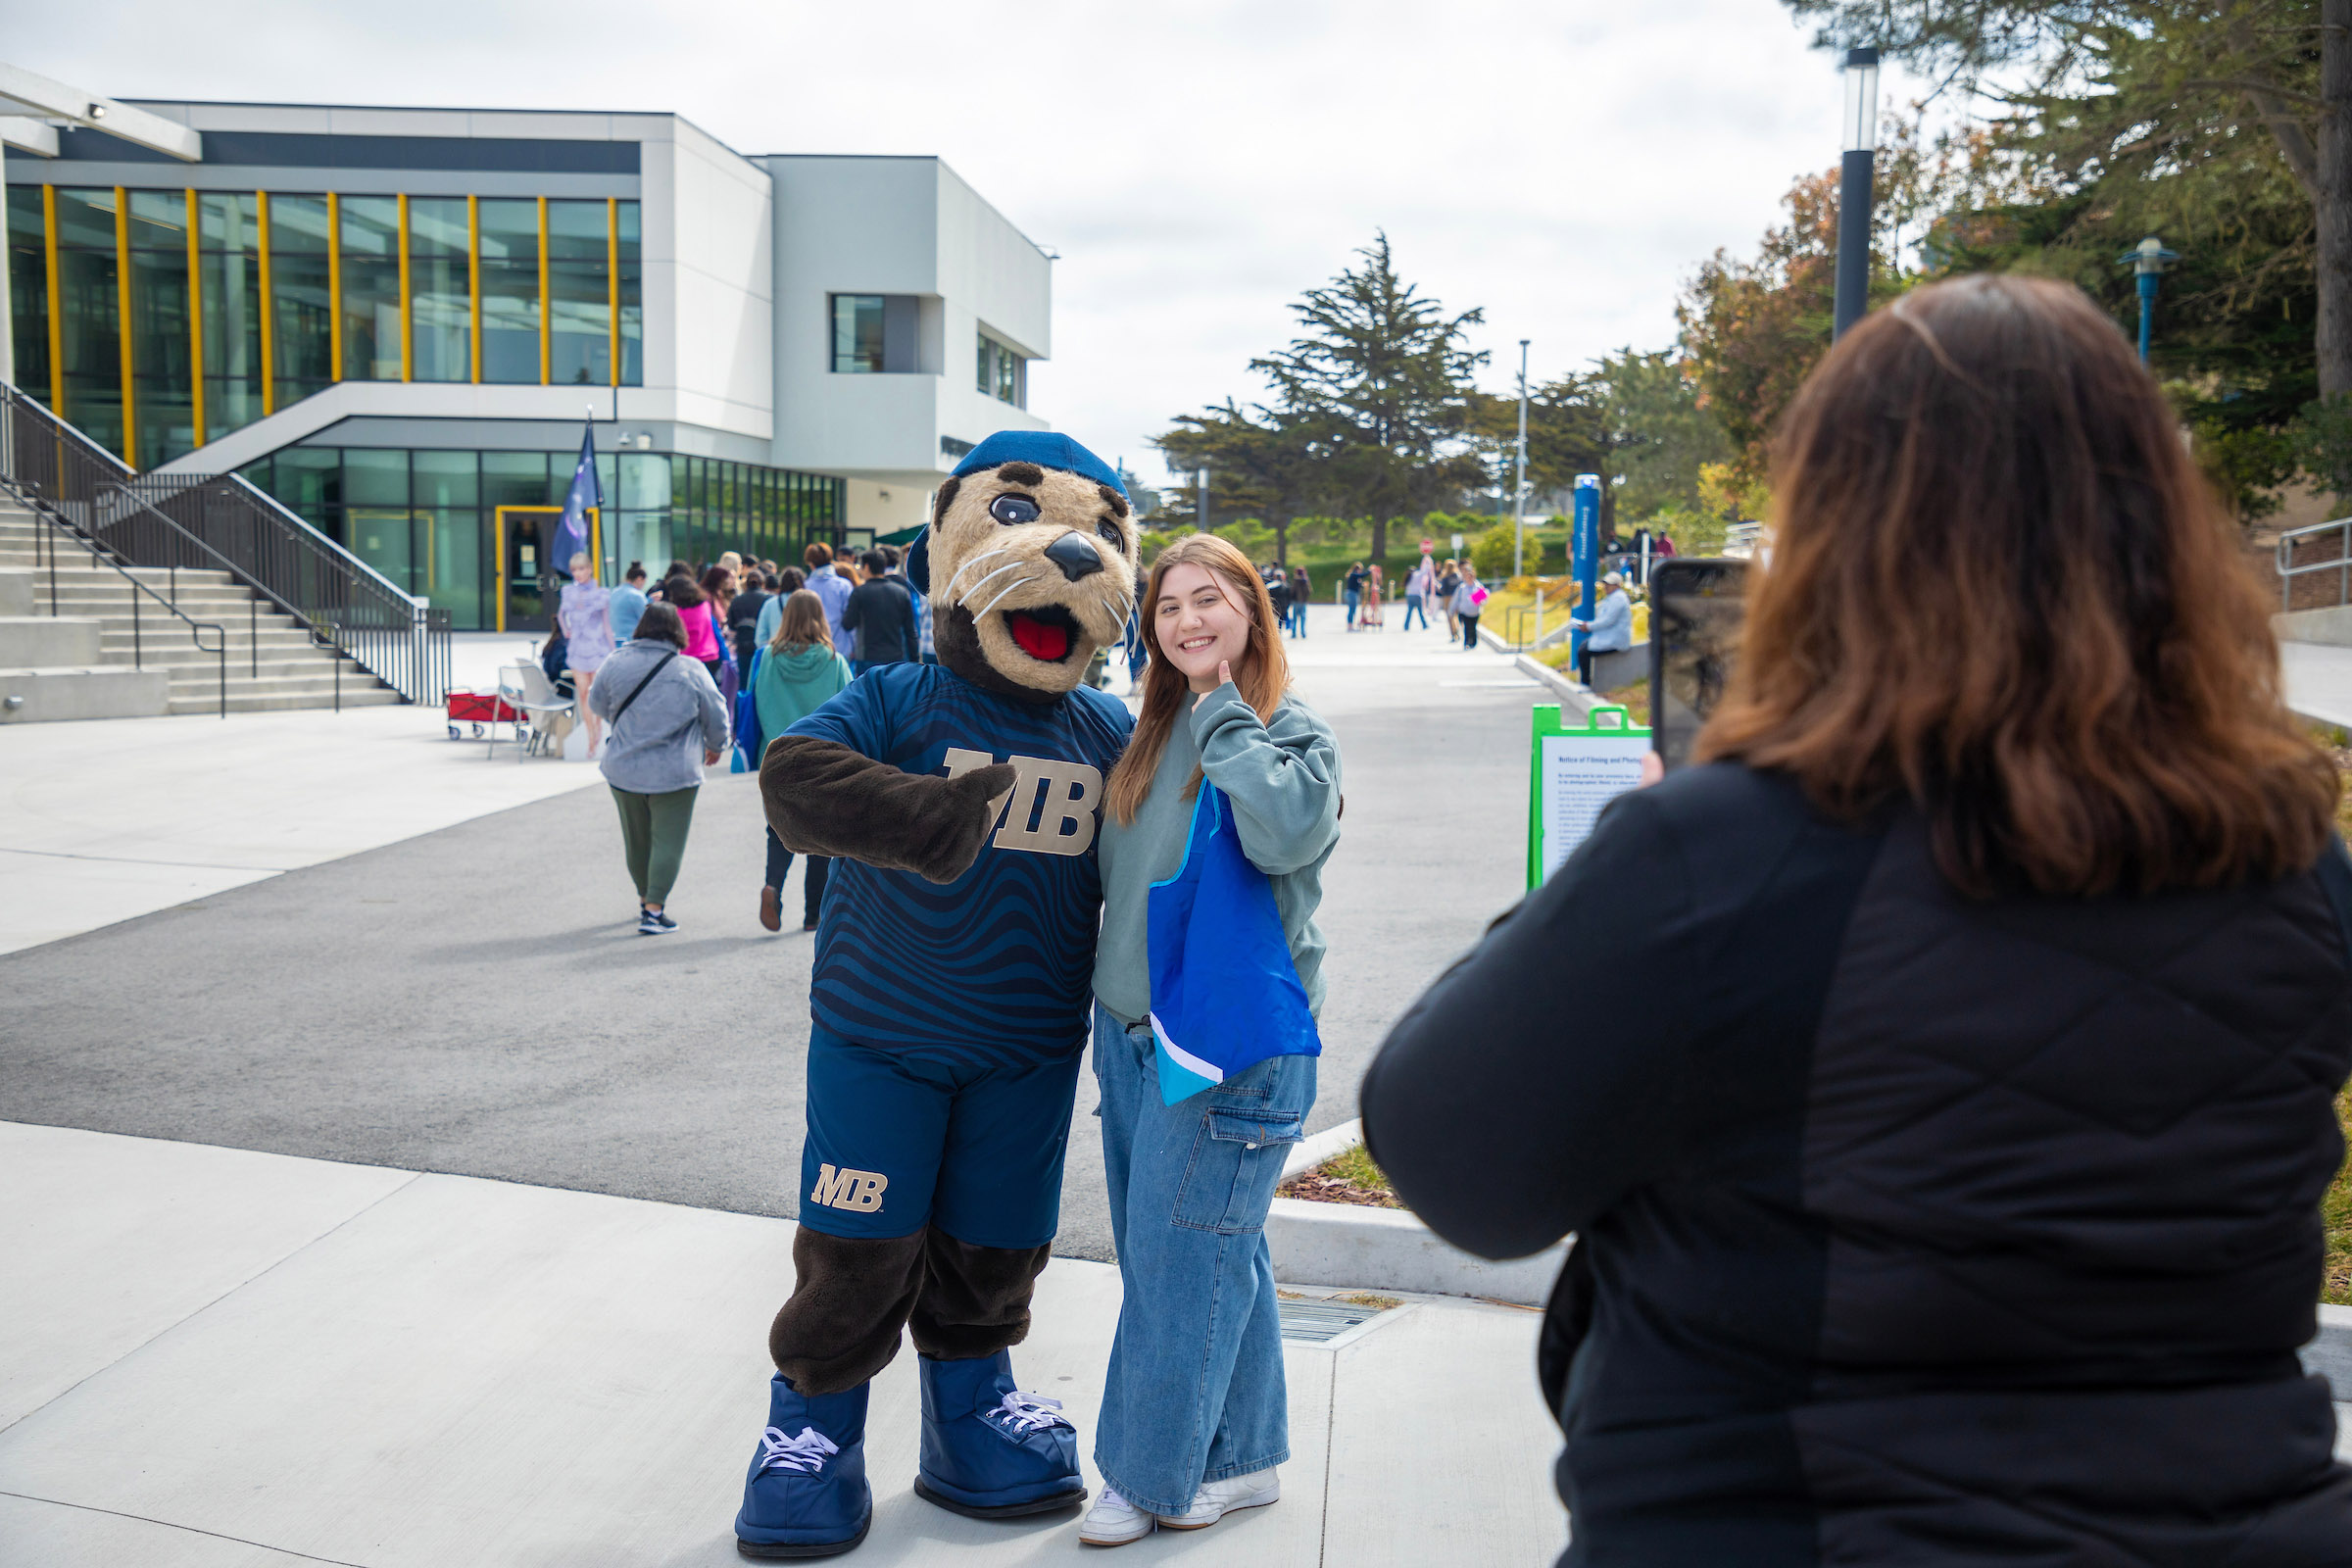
left=14, top=0, right=1914, bottom=482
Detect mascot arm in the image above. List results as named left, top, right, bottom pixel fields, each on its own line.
left=760, top=736, right=1015, bottom=885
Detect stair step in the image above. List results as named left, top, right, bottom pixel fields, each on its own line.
left=166, top=689, right=405, bottom=714
left=0, top=502, right=410, bottom=715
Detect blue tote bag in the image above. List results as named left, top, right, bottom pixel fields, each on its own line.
left=1147, top=780, right=1321, bottom=1104
left=730, top=648, right=763, bottom=774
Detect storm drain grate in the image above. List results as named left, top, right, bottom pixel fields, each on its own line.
left=1277, top=1298, right=1382, bottom=1344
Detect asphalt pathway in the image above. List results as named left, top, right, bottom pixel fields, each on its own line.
left=0, top=609, right=1542, bottom=1261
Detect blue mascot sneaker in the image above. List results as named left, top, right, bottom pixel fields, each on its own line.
left=734, top=1375, right=871, bottom=1558
left=911, top=1351, right=1088, bottom=1518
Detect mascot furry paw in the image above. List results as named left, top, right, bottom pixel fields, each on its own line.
left=734, top=432, right=1139, bottom=1558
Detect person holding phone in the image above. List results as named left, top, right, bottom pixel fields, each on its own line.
left=1360, top=274, right=2352, bottom=1563
left=1451, top=564, right=1485, bottom=649
left=1080, top=533, right=1342, bottom=1547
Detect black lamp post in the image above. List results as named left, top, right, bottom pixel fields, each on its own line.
left=1833, top=46, right=1880, bottom=341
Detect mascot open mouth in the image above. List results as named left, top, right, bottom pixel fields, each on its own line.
left=1004, top=605, right=1079, bottom=662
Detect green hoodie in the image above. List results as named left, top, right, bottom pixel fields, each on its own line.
left=754, top=641, right=853, bottom=744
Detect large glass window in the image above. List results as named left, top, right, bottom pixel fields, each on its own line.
left=832, top=295, right=884, bottom=373
left=53, top=188, right=122, bottom=458
left=125, top=190, right=195, bottom=469
left=339, top=196, right=402, bottom=381
left=269, top=195, right=333, bottom=407
left=977, top=331, right=1025, bottom=408
left=8, top=185, right=49, bottom=402
left=198, top=192, right=264, bottom=439
left=344, top=448, right=414, bottom=592
left=477, top=199, right=540, bottom=384
left=408, top=197, right=469, bottom=383
left=414, top=450, right=481, bottom=628
left=268, top=447, right=340, bottom=530
left=546, top=199, right=609, bottom=385
left=616, top=200, right=641, bottom=386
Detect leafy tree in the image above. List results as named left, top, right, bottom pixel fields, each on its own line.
left=1677, top=114, right=1978, bottom=486
left=1597, top=350, right=1735, bottom=519
left=1783, top=0, right=2347, bottom=490
left=1155, top=398, right=1315, bottom=560
left=1247, top=232, right=1492, bottom=560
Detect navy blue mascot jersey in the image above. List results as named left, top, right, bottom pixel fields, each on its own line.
left=786, top=663, right=1134, bottom=1063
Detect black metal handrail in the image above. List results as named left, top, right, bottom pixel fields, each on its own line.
left=0, top=379, right=450, bottom=705
left=4, top=407, right=230, bottom=717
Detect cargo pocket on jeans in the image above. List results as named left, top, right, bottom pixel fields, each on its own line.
left=1171, top=1108, right=1305, bottom=1234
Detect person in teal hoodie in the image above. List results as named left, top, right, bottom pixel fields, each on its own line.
left=754, top=588, right=853, bottom=932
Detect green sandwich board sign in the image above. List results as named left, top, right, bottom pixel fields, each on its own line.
left=1528, top=703, right=1651, bottom=889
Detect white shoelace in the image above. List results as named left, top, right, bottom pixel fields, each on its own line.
left=989, top=1389, right=1073, bottom=1433
left=758, top=1424, right=840, bottom=1475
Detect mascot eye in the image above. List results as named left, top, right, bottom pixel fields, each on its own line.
left=989, top=494, right=1041, bottom=526
left=1097, top=519, right=1124, bottom=547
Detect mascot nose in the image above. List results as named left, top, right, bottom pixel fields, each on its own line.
left=1043, top=531, right=1104, bottom=582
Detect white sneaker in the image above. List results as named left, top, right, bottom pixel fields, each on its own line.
left=1156, top=1468, right=1280, bottom=1531
left=1079, top=1487, right=1153, bottom=1546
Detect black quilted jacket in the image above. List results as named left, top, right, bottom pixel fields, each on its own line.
left=1362, top=762, right=2352, bottom=1566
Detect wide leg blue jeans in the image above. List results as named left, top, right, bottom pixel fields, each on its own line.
left=1091, top=1003, right=1315, bottom=1516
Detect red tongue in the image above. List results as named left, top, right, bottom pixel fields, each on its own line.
left=1009, top=613, right=1069, bottom=662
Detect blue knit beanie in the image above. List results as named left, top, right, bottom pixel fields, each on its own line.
left=950, top=431, right=1125, bottom=498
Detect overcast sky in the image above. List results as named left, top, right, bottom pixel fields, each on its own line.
left=15, top=0, right=1909, bottom=486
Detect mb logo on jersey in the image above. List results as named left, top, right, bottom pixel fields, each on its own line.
left=810, top=1164, right=888, bottom=1213
left=943, top=749, right=1104, bottom=857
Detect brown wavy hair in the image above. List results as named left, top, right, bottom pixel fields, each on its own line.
left=767, top=587, right=833, bottom=654
left=1105, top=533, right=1291, bottom=826
left=1697, top=273, right=2337, bottom=897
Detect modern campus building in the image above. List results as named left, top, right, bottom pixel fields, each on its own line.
left=0, top=90, right=1054, bottom=629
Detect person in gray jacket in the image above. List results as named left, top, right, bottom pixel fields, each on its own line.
left=1570, top=570, right=1635, bottom=686
left=589, top=601, right=732, bottom=935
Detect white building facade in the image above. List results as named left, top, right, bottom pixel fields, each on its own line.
left=2, top=99, right=1053, bottom=629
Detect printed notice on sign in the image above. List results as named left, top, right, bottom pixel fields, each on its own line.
left=1538, top=734, right=1650, bottom=880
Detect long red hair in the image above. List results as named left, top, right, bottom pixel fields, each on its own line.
left=1697, top=273, right=2337, bottom=897
left=1105, top=534, right=1291, bottom=826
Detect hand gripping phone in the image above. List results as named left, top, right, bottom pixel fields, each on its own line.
left=1647, top=558, right=1748, bottom=773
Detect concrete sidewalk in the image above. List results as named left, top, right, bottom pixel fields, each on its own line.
left=0, top=1120, right=1570, bottom=1567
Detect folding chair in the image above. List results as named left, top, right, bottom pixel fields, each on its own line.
left=495, top=662, right=576, bottom=760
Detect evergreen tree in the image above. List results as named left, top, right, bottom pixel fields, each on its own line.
left=1248, top=232, right=1491, bottom=560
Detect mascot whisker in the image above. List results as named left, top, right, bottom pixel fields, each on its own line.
left=731, top=432, right=1141, bottom=1559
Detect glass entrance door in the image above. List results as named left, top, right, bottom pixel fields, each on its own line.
left=493, top=506, right=599, bottom=632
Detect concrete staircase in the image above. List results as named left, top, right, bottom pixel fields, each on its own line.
left=0, top=503, right=401, bottom=719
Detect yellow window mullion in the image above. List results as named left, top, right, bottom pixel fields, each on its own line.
left=536, top=195, right=550, bottom=386
left=185, top=187, right=205, bottom=449
left=398, top=192, right=412, bottom=382
left=257, top=191, right=274, bottom=416
left=326, top=191, right=343, bottom=383
left=41, top=185, right=63, bottom=412
left=467, top=194, right=480, bottom=385
left=607, top=197, right=619, bottom=388
left=115, top=185, right=134, bottom=466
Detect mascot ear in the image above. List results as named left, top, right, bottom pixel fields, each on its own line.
left=907, top=528, right=931, bottom=594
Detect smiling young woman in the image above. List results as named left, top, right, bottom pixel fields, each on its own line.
left=1081, top=532, right=1344, bottom=1546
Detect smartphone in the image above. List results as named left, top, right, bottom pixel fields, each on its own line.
left=1648, top=559, right=1748, bottom=772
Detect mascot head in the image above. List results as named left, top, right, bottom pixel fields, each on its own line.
left=910, top=431, right=1142, bottom=702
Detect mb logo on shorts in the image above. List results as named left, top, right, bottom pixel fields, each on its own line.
left=810, top=1163, right=888, bottom=1213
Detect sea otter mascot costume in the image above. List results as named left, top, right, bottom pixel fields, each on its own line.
left=734, top=431, right=1140, bottom=1557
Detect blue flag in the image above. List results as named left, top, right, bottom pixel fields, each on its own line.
left=554, top=421, right=601, bottom=578
left=1146, top=780, right=1321, bottom=1103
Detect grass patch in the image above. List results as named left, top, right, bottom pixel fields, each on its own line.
left=1277, top=1143, right=1404, bottom=1209
left=1598, top=676, right=1651, bottom=726
left=2328, top=1088, right=2352, bottom=1306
